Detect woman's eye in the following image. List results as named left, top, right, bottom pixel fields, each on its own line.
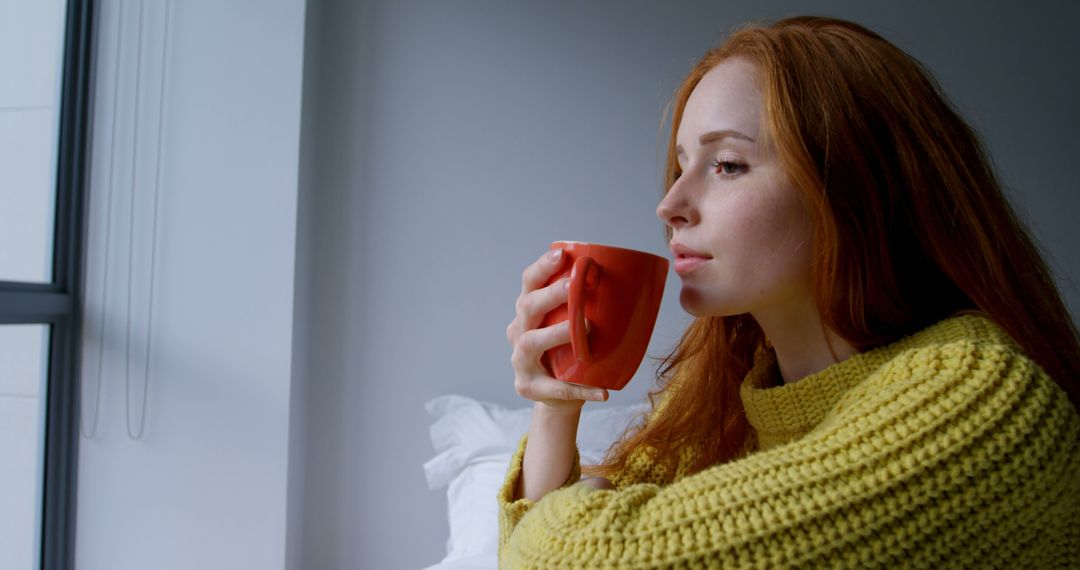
left=711, top=159, right=747, bottom=177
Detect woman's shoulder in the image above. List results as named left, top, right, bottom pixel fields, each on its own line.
left=821, top=312, right=1078, bottom=439
left=883, top=311, right=1019, bottom=356
left=846, top=312, right=1038, bottom=391
left=886, top=312, right=1060, bottom=391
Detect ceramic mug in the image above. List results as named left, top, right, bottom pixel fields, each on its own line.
left=540, top=241, right=669, bottom=391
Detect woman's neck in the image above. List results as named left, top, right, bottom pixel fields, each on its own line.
left=751, top=299, right=859, bottom=385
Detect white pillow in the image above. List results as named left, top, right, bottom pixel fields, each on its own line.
left=423, top=395, right=649, bottom=563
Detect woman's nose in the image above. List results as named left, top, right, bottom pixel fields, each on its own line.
left=656, top=180, right=693, bottom=229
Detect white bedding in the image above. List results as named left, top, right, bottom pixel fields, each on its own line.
left=421, top=394, right=648, bottom=569
left=420, top=552, right=497, bottom=570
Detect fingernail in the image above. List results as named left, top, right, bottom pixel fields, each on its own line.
left=563, top=279, right=570, bottom=291
left=593, top=391, right=605, bottom=401
left=549, top=249, right=562, bottom=261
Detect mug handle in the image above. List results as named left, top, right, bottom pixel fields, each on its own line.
left=568, top=256, right=599, bottom=363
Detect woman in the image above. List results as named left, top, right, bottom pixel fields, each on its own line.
left=500, top=15, right=1079, bottom=568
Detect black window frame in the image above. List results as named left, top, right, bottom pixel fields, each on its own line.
left=0, top=0, right=94, bottom=569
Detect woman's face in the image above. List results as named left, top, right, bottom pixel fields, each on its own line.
left=656, top=57, right=815, bottom=320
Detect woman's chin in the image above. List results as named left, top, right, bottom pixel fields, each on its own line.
left=679, top=288, right=745, bottom=319
left=679, top=289, right=720, bottom=317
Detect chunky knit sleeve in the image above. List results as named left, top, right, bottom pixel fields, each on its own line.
left=499, top=339, right=1080, bottom=568
left=497, top=420, right=682, bottom=567
left=496, top=433, right=581, bottom=567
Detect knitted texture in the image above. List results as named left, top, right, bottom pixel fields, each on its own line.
left=496, top=314, right=1080, bottom=568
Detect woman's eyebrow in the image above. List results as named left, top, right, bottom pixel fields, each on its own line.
left=676, top=129, right=757, bottom=156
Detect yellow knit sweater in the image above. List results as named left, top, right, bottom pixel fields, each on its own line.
left=497, top=314, right=1080, bottom=568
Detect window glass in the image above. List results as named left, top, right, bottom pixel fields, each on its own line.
left=0, top=0, right=68, bottom=283
left=0, top=324, right=51, bottom=570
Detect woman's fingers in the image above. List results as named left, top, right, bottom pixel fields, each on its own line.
left=516, top=376, right=608, bottom=403
left=518, top=278, right=570, bottom=331
left=510, top=318, right=592, bottom=368
left=510, top=320, right=572, bottom=371
left=508, top=249, right=568, bottom=345
left=520, top=248, right=566, bottom=295
left=510, top=318, right=600, bottom=404
left=508, top=247, right=607, bottom=406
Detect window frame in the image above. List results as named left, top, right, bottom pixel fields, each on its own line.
left=0, top=0, right=95, bottom=568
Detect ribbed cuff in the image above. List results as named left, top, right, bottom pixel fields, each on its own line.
left=497, top=433, right=581, bottom=569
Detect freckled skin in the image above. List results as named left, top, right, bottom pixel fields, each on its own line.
left=657, top=57, right=859, bottom=385
left=657, top=57, right=815, bottom=320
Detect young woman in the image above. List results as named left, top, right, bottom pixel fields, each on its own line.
left=500, top=15, right=1079, bottom=568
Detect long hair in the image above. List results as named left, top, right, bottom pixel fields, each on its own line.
left=583, top=15, right=1080, bottom=480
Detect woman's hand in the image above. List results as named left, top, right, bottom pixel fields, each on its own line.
left=506, top=248, right=609, bottom=412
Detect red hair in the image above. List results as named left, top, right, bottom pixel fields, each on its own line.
left=583, top=15, right=1080, bottom=479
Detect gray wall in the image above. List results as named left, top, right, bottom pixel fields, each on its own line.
left=294, top=1, right=1080, bottom=568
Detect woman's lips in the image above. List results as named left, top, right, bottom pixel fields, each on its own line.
left=674, top=256, right=710, bottom=275
left=669, top=242, right=712, bottom=275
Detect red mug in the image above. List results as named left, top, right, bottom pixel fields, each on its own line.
left=540, top=241, right=669, bottom=391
